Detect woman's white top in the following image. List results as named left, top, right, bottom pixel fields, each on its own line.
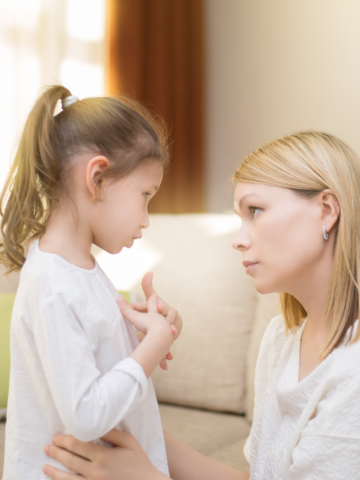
left=244, top=315, right=360, bottom=480
left=3, top=240, right=169, bottom=479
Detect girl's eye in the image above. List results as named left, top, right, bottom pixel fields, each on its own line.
left=143, top=192, right=151, bottom=198
left=249, top=207, right=260, bottom=218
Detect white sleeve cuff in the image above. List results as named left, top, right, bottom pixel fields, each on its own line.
left=112, top=357, right=148, bottom=402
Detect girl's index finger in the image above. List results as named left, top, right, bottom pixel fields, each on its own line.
left=147, top=293, right=159, bottom=313
left=130, top=301, right=148, bottom=312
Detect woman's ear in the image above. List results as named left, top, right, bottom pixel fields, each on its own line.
left=319, top=189, right=340, bottom=234
left=86, top=156, right=109, bottom=201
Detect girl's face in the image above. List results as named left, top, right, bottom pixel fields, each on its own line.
left=91, top=161, right=163, bottom=254
left=232, top=182, right=327, bottom=295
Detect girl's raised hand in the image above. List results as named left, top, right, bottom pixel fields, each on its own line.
left=131, top=272, right=183, bottom=341
left=117, top=294, right=176, bottom=378
left=117, top=294, right=177, bottom=337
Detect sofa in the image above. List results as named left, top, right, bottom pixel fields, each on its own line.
left=0, top=214, right=281, bottom=475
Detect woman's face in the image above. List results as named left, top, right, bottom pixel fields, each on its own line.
left=232, top=182, right=327, bottom=295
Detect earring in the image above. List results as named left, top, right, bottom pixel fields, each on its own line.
left=323, top=226, right=329, bottom=240
left=92, top=197, right=96, bottom=204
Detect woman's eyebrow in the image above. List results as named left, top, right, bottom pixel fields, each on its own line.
left=238, top=194, right=263, bottom=209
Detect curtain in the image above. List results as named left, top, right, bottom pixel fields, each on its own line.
left=107, top=0, right=204, bottom=213
left=0, top=0, right=106, bottom=191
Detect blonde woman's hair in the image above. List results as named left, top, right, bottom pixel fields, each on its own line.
left=0, top=85, right=169, bottom=273
left=233, top=131, right=360, bottom=357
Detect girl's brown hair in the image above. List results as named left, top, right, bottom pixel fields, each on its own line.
left=0, top=85, right=169, bottom=273
left=233, top=131, right=360, bottom=357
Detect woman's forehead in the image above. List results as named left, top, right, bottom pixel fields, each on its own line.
left=234, top=183, right=298, bottom=208
left=234, top=182, right=270, bottom=200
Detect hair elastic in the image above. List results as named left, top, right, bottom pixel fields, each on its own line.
left=62, top=95, right=79, bottom=109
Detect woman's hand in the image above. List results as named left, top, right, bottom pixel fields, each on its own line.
left=42, top=429, right=168, bottom=480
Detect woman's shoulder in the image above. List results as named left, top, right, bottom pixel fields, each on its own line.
left=259, top=314, right=290, bottom=355
left=301, top=335, right=360, bottom=440
left=332, top=329, right=360, bottom=379
left=255, top=314, right=303, bottom=383
left=263, top=314, right=287, bottom=339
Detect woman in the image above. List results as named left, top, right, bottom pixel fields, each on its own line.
left=42, top=132, right=360, bottom=479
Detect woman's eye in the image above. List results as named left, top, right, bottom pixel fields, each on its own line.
left=249, top=207, right=260, bottom=218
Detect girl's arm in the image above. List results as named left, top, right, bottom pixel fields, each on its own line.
left=43, top=429, right=250, bottom=480
left=164, top=429, right=250, bottom=480
left=34, top=293, right=174, bottom=442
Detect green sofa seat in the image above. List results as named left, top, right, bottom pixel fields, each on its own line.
left=0, top=293, right=15, bottom=411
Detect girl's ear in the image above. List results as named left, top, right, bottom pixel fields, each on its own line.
left=319, top=189, right=340, bottom=234
left=86, top=156, right=109, bottom=200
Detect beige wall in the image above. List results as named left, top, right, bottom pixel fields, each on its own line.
left=205, top=0, right=360, bottom=212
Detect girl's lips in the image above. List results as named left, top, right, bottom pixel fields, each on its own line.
left=246, top=262, right=259, bottom=274
left=128, top=236, right=141, bottom=248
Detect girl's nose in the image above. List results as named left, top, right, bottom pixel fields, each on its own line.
left=141, top=212, right=150, bottom=229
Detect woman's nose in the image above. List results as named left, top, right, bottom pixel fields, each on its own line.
left=231, top=230, right=250, bottom=251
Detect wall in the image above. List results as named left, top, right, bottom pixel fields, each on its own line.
left=205, top=0, right=360, bottom=212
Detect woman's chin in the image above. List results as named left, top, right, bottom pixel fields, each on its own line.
left=253, top=279, right=279, bottom=295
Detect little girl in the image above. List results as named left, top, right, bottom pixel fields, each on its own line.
left=0, top=86, right=181, bottom=478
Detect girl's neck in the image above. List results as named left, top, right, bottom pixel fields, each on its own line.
left=39, top=205, right=95, bottom=270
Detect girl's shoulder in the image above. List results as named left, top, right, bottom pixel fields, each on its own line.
left=14, top=240, right=121, bottom=332
left=17, top=240, right=114, bottom=312
left=21, top=239, right=100, bottom=291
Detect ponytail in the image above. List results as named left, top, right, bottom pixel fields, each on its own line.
left=0, top=85, right=71, bottom=272
left=0, top=85, right=169, bottom=273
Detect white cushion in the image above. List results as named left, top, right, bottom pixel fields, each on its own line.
left=130, top=214, right=257, bottom=413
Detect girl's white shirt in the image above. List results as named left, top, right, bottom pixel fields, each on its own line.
left=3, top=239, right=169, bottom=479
left=245, top=314, right=360, bottom=480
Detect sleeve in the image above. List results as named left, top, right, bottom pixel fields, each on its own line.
left=32, top=294, right=148, bottom=442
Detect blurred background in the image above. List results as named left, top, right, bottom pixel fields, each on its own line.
left=1, top=0, right=360, bottom=213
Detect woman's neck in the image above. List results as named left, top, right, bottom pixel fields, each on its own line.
left=292, top=244, right=334, bottom=334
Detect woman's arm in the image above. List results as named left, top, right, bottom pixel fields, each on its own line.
left=164, top=429, right=250, bottom=480
left=43, top=429, right=250, bottom=480
left=43, top=430, right=169, bottom=480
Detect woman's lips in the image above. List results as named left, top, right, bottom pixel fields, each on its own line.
left=244, top=262, right=259, bottom=274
